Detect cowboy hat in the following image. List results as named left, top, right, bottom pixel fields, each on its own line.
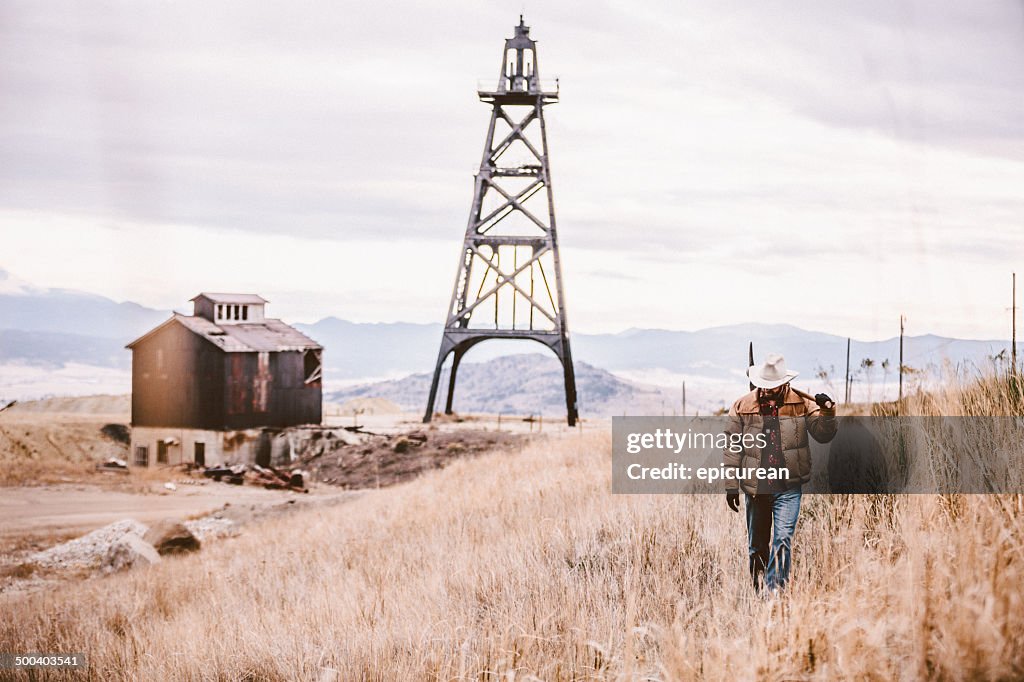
left=747, top=352, right=799, bottom=390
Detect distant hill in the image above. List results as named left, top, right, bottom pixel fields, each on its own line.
left=294, top=317, right=441, bottom=380
left=0, top=271, right=1018, bottom=405
left=300, top=318, right=1017, bottom=389
left=327, top=353, right=675, bottom=418
left=576, top=324, right=1015, bottom=384
left=6, top=393, right=129, bottom=415
left=0, top=269, right=170, bottom=342
left=0, top=329, right=131, bottom=368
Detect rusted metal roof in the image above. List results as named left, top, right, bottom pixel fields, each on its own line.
left=190, top=292, right=269, bottom=304
left=127, top=314, right=321, bottom=352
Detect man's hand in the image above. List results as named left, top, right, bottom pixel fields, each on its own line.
left=814, top=393, right=835, bottom=412
left=726, top=491, right=740, bottom=512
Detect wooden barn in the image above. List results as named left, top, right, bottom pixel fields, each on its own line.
left=126, top=293, right=323, bottom=467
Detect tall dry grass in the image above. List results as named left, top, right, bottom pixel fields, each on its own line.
left=2, top=377, right=1023, bottom=680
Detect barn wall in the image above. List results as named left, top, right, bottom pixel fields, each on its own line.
left=129, top=425, right=316, bottom=468
left=129, top=426, right=276, bottom=468
left=221, top=350, right=321, bottom=429
left=271, top=351, right=323, bottom=426
left=130, top=426, right=227, bottom=467
left=131, top=322, right=224, bottom=428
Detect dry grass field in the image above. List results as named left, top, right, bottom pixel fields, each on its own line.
left=1, top=378, right=1023, bottom=680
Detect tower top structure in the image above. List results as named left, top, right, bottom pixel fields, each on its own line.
left=478, top=15, right=559, bottom=104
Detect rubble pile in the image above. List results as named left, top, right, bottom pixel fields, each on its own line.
left=96, top=457, right=129, bottom=473
left=29, top=519, right=149, bottom=570
left=299, top=428, right=525, bottom=489
left=201, top=463, right=308, bottom=492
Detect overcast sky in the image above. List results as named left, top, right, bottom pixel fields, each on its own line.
left=2, top=0, right=1023, bottom=340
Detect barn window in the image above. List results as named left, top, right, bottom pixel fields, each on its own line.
left=216, top=304, right=223, bottom=320
left=242, top=305, right=248, bottom=321
left=157, top=440, right=168, bottom=463
left=234, top=305, right=240, bottom=320
left=194, top=442, right=205, bottom=467
left=303, top=349, right=322, bottom=385
left=134, top=446, right=149, bottom=466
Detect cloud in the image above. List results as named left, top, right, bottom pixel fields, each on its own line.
left=1, top=1, right=1022, bottom=340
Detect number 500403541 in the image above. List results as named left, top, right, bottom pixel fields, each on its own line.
left=0, top=653, right=87, bottom=669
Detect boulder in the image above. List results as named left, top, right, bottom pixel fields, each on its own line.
left=144, top=520, right=201, bottom=555
left=104, top=534, right=161, bottom=573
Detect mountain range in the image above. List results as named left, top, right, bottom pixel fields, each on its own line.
left=0, top=268, right=1018, bottom=408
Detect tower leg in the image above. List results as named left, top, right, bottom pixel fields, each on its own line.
left=423, top=345, right=451, bottom=423
left=558, top=337, right=579, bottom=426
left=444, top=346, right=467, bottom=414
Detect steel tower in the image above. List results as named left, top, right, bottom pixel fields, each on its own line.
left=423, top=17, right=578, bottom=426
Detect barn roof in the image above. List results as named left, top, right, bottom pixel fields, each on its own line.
left=190, top=292, right=268, bottom=304
left=126, top=313, right=322, bottom=352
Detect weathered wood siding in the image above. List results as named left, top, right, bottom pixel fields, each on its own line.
left=131, top=322, right=224, bottom=428
left=132, top=321, right=321, bottom=429
left=221, top=350, right=321, bottom=429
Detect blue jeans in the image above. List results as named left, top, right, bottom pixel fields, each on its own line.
left=745, top=487, right=802, bottom=592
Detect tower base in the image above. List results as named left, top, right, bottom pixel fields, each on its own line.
left=422, top=329, right=578, bottom=426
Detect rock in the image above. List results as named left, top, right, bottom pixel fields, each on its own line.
left=143, top=520, right=201, bottom=555
left=104, top=534, right=161, bottom=573
left=30, top=519, right=148, bottom=570
left=163, top=482, right=177, bottom=491
left=183, top=516, right=237, bottom=541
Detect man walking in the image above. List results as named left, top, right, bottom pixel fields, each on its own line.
left=723, top=352, right=837, bottom=592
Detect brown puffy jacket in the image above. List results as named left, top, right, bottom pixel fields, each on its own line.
left=722, top=385, right=837, bottom=494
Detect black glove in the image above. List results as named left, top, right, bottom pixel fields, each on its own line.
left=726, top=491, right=740, bottom=513
left=814, top=393, right=835, bottom=411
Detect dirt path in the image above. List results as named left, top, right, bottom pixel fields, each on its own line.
left=0, top=483, right=349, bottom=551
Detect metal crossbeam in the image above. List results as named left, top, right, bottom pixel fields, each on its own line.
left=461, top=244, right=556, bottom=324
left=482, top=179, right=549, bottom=232
left=474, top=177, right=546, bottom=232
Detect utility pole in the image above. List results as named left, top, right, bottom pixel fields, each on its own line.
left=844, top=337, right=851, bottom=404
left=898, top=315, right=905, bottom=412
left=1013, top=272, right=1018, bottom=375
left=681, top=381, right=686, bottom=416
